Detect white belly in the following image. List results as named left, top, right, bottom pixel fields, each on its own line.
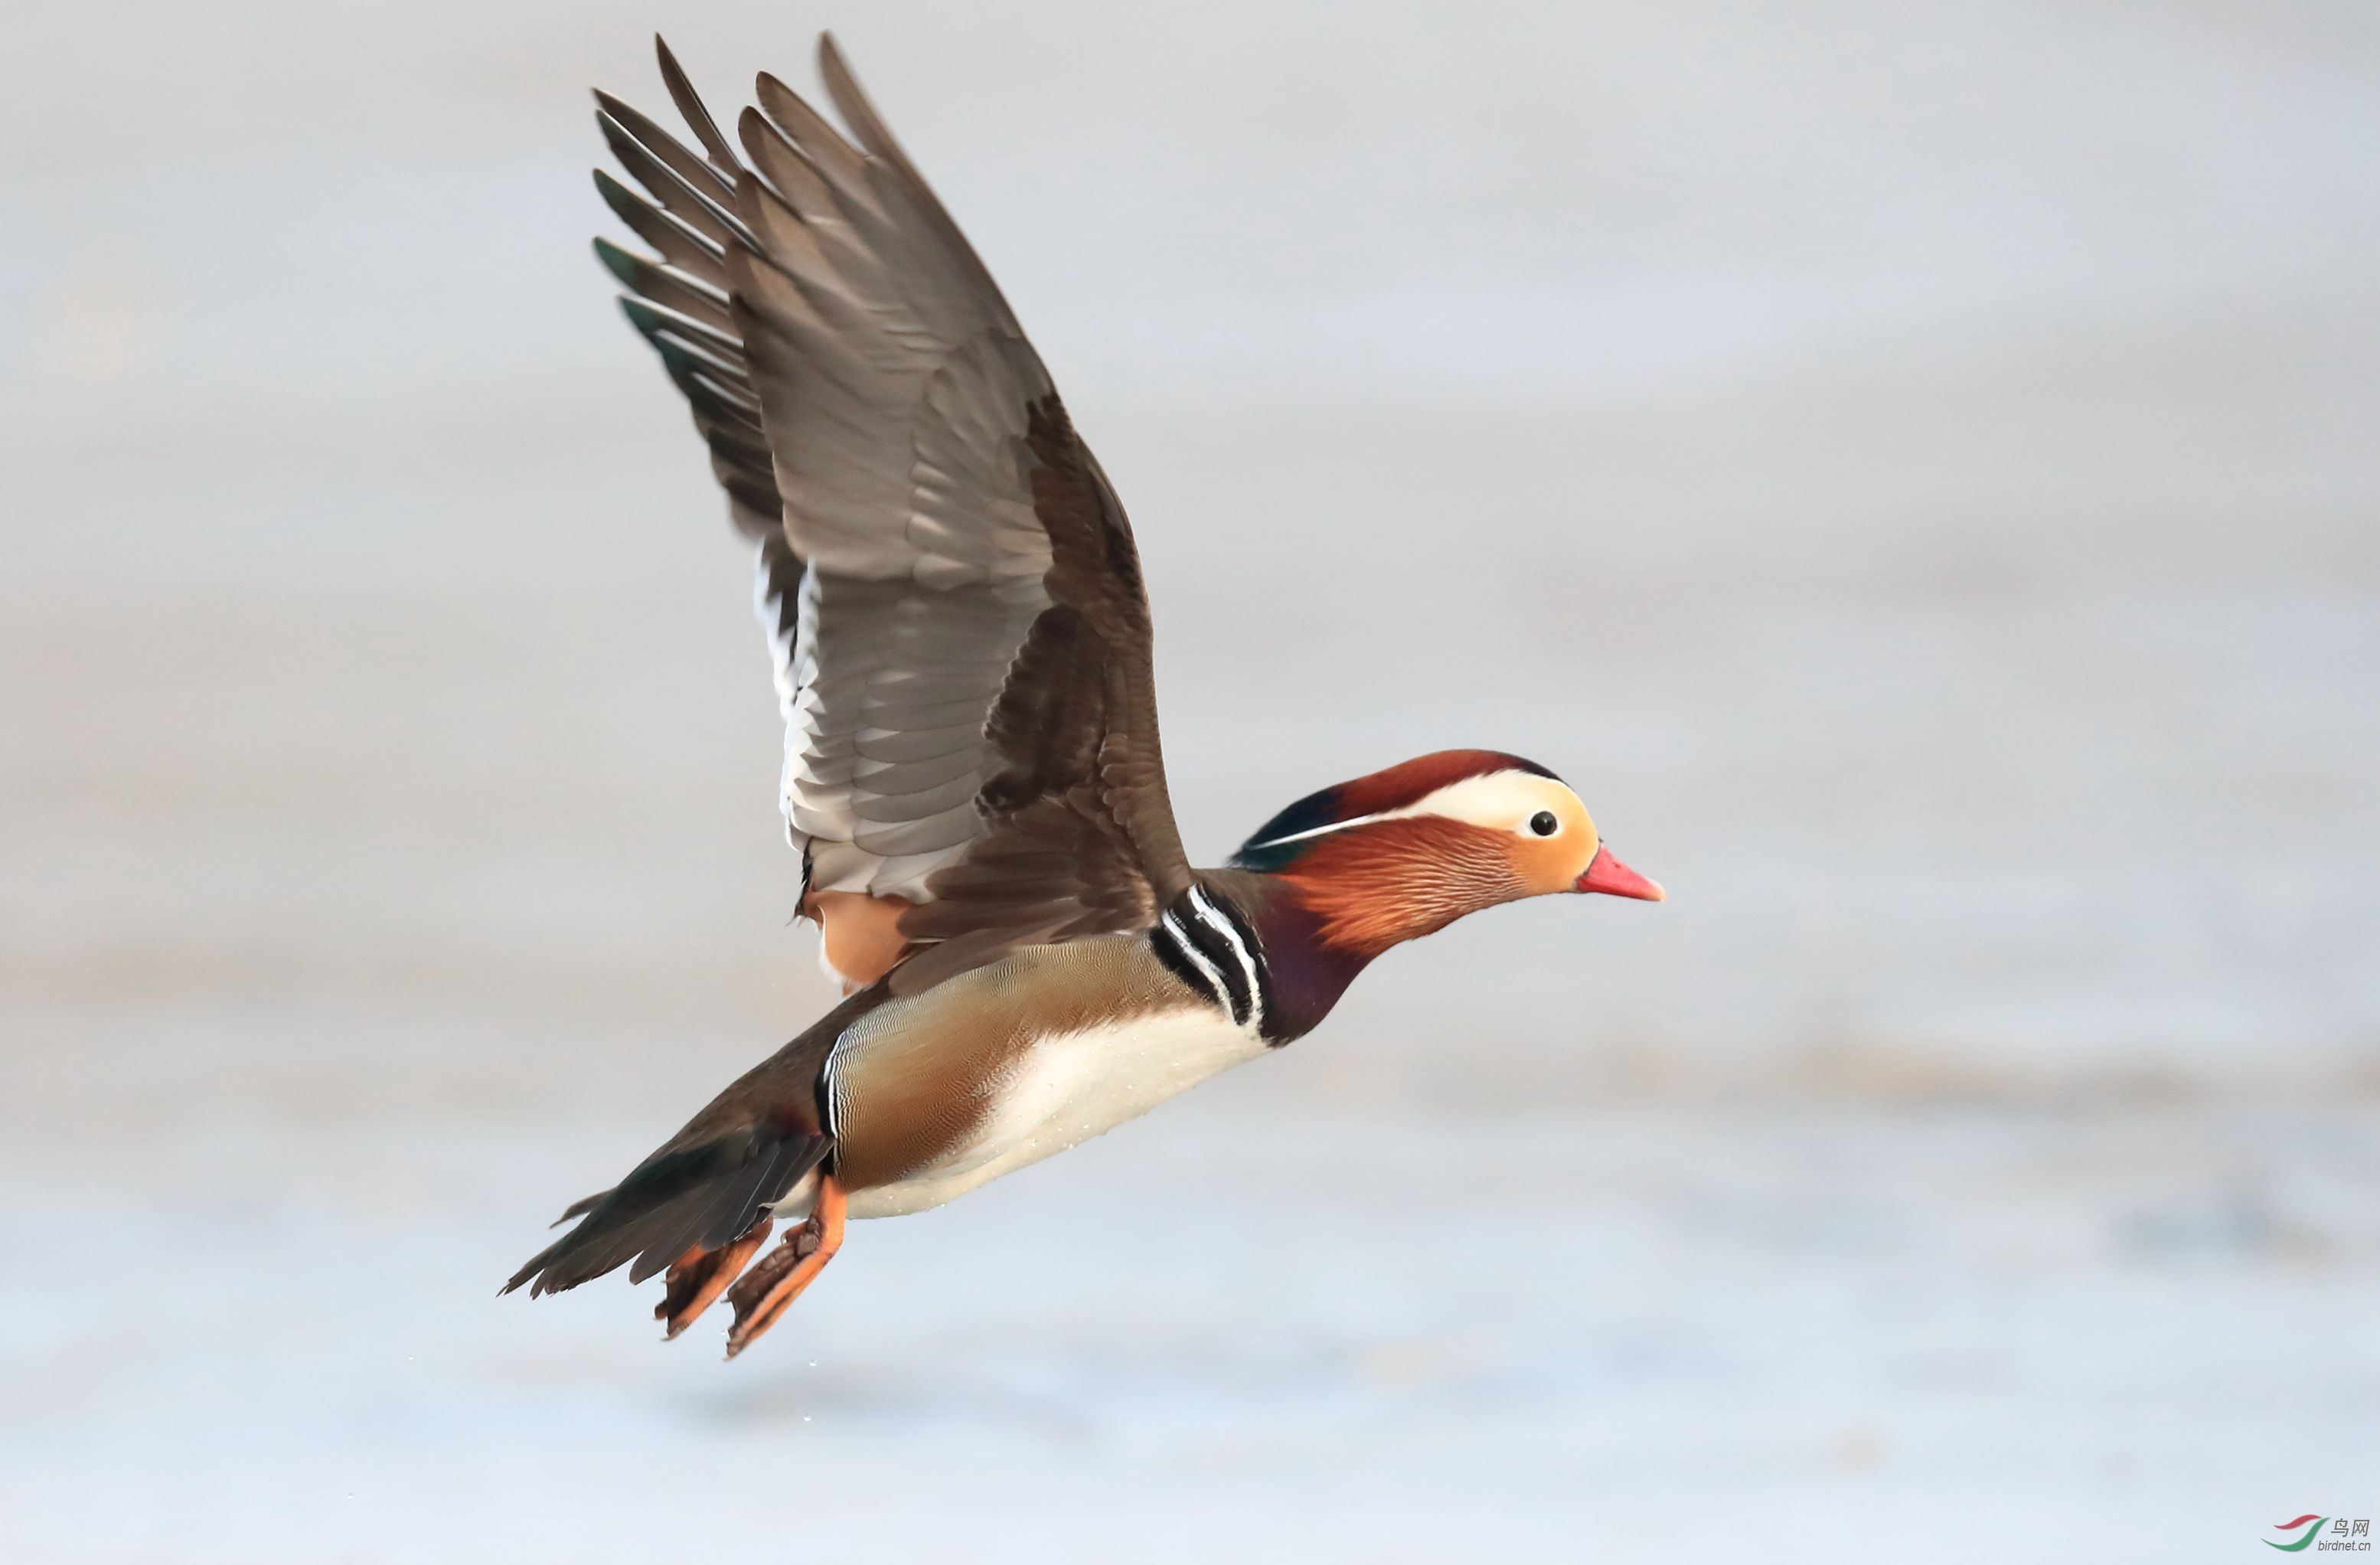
left=844, top=1007, right=1268, bottom=1218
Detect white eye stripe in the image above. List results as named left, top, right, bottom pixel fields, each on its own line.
left=1243, top=808, right=1395, bottom=851
left=1245, top=771, right=1578, bottom=851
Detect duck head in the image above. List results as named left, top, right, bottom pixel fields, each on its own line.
left=1230, top=748, right=1661, bottom=959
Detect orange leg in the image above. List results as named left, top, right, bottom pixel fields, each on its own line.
left=655, top=1217, right=772, bottom=1340
left=723, top=1175, right=845, bottom=1358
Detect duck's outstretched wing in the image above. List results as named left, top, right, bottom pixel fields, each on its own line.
left=596, top=37, right=1190, bottom=985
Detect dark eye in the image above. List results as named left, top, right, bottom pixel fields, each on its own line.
left=1529, top=811, right=1559, bottom=837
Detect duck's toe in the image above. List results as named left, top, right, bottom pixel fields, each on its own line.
left=655, top=1216, right=774, bottom=1339
left=723, top=1177, right=847, bottom=1358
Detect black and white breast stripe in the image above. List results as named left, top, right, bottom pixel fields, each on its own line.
left=1151, top=885, right=1272, bottom=1036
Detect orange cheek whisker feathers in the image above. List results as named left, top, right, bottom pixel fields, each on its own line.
left=1275, top=818, right=1525, bottom=957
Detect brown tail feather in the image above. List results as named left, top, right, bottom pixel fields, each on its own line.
left=502, top=1130, right=829, bottom=1299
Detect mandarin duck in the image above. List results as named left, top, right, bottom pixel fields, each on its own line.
left=504, top=34, right=1663, bottom=1356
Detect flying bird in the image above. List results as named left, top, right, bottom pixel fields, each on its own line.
left=504, top=34, right=1664, bottom=1357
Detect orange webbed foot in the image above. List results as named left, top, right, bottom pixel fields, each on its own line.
left=655, top=1217, right=773, bottom=1339
left=723, top=1175, right=845, bottom=1358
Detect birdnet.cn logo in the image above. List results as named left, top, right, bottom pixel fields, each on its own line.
left=2266, top=1517, right=2372, bottom=1552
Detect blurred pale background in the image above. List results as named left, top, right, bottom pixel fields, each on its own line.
left=3, top=2, right=2375, bottom=1559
